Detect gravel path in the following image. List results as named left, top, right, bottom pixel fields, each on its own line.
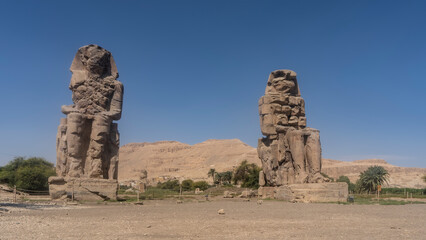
left=0, top=200, right=425, bottom=240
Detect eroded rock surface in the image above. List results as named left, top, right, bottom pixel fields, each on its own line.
left=257, top=70, right=326, bottom=186
left=51, top=45, right=123, bottom=200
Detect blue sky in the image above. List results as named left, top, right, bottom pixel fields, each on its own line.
left=0, top=1, right=425, bottom=167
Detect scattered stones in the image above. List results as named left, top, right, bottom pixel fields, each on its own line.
left=256, top=200, right=263, bottom=205
left=223, top=191, right=235, bottom=198
left=0, top=208, right=9, bottom=213
left=217, top=209, right=225, bottom=215
left=239, top=190, right=256, bottom=198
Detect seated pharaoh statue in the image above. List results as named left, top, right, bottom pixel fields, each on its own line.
left=56, top=44, right=123, bottom=180
left=257, top=70, right=327, bottom=186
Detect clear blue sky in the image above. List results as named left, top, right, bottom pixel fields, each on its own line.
left=0, top=1, right=425, bottom=167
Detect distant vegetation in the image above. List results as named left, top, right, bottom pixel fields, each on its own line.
left=380, top=187, right=426, bottom=195
left=214, top=171, right=232, bottom=185
left=356, top=165, right=389, bottom=193
left=232, top=160, right=261, bottom=189
left=336, top=175, right=356, bottom=193
left=0, top=157, right=56, bottom=191
left=157, top=179, right=180, bottom=192
left=157, top=179, right=210, bottom=192
left=155, top=160, right=262, bottom=193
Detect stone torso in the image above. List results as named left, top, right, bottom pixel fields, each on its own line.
left=71, top=76, right=116, bottom=117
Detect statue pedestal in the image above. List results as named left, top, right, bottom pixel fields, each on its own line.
left=48, top=177, right=118, bottom=201
left=259, top=182, right=348, bottom=203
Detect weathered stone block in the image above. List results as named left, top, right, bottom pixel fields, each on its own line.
left=49, top=176, right=118, bottom=201
left=288, top=182, right=348, bottom=202
left=258, top=186, right=276, bottom=199
left=258, top=183, right=348, bottom=203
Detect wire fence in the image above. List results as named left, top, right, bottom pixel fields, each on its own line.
left=0, top=186, right=49, bottom=203
left=0, top=186, right=50, bottom=203
left=15, top=188, right=50, bottom=195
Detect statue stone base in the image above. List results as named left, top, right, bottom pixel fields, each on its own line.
left=258, top=182, right=348, bottom=203
left=48, top=176, right=118, bottom=201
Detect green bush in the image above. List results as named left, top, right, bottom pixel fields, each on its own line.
left=193, top=181, right=209, bottom=191
left=157, top=180, right=180, bottom=192
left=381, top=187, right=426, bottom=195
left=233, top=160, right=261, bottom=189
left=181, top=179, right=194, bottom=191
left=336, top=175, right=356, bottom=192
left=215, top=171, right=233, bottom=185
left=0, top=157, right=56, bottom=191
left=16, top=166, right=55, bottom=191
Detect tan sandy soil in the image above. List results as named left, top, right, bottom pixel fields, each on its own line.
left=0, top=200, right=425, bottom=240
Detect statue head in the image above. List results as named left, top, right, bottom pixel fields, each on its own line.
left=70, top=44, right=118, bottom=79
left=265, top=70, right=300, bottom=96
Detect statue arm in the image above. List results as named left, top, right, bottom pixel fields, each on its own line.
left=61, top=104, right=78, bottom=114
left=103, top=81, right=123, bottom=120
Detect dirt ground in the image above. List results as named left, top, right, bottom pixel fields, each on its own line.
left=0, top=199, right=425, bottom=240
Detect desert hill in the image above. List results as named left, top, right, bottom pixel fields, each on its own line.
left=118, top=139, right=426, bottom=188
left=322, top=159, right=426, bottom=189
left=118, top=139, right=259, bottom=184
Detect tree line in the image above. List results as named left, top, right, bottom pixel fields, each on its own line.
left=0, top=157, right=56, bottom=191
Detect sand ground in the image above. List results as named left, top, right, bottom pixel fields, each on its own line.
left=0, top=199, right=425, bottom=240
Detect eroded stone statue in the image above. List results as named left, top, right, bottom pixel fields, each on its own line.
left=57, top=45, right=123, bottom=179
left=56, top=44, right=123, bottom=179
left=258, top=70, right=326, bottom=186
left=50, top=45, right=123, bottom=200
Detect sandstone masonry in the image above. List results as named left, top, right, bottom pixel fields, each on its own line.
left=49, top=45, right=123, bottom=201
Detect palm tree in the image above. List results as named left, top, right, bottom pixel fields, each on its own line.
left=208, top=168, right=216, bottom=184
left=358, top=165, right=389, bottom=193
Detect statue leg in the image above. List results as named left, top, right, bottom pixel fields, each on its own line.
left=108, top=123, right=119, bottom=180
left=56, top=118, right=68, bottom=177
left=66, top=113, right=86, bottom=178
left=287, top=130, right=307, bottom=183
left=87, top=114, right=111, bottom=178
left=305, top=130, right=324, bottom=182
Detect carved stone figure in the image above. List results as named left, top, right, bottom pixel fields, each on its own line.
left=55, top=44, right=123, bottom=180
left=257, top=70, right=326, bottom=186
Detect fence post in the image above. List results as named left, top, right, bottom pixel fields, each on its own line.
left=72, top=181, right=75, bottom=202
left=13, top=185, right=16, bottom=203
